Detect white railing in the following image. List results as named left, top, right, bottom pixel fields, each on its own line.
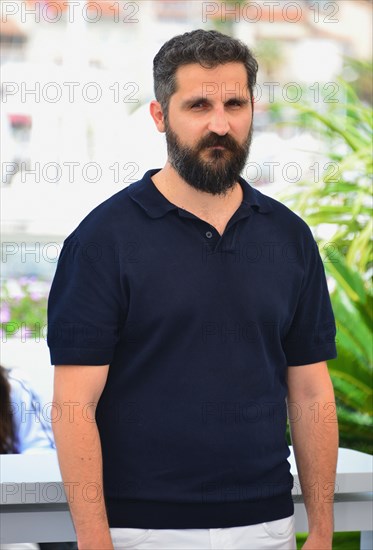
left=1, top=447, right=372, bottom=548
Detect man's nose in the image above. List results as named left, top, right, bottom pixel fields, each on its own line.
left=207, top=106, right=230, bottom=136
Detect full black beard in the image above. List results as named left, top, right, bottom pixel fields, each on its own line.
left=165, top=122, right=253, bottom=196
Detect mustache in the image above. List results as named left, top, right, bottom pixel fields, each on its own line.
left=197, top=133, right=241, bottom=152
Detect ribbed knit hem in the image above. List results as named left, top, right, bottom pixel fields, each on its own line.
left=106, top=493, right=294, bottom=529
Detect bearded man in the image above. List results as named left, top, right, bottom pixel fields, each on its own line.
left=48, top=29, right=338, bottom=550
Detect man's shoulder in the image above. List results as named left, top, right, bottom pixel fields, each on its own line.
left=80, top=178, right=142, bottom=224
left=65, top=173, right=150, bottom=244
left=250, top=183, right=314, bottom=239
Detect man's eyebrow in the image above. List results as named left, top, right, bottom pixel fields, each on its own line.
left=180, top=96, right=250, bottom=108
left=180, top=96, right=211, bottom=108
left=225, top=97, right=250, bottom=105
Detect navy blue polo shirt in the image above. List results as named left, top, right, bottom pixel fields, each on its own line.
left=48, top=168, right=337, bottom=529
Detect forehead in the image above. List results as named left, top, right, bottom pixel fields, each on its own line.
left=173, top=62, right=249, bottom=99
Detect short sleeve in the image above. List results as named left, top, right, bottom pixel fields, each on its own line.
left=47, top=232, right=125, bottom=365
left=282, top=237, right=337, bottom=366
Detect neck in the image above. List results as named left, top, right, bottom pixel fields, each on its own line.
left=151, top=162, right=243, bottom=215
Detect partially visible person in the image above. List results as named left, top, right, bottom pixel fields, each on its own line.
left=0, top=364, right=18, bottom=454
left=0, top=365, right=77, bottom=550
left=0, top=364, right=55, bottom=454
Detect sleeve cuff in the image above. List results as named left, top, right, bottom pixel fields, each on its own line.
left=49, top=347, right=114, bottom=366
left=286, top=343, right=337, bottom=367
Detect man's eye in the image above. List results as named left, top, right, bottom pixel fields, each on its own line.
left=226, top=100, right=242, bottom=108
left=191, top=102, right=206, bottom=109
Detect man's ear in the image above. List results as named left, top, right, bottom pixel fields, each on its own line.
left=150, top=100, right=166, bottom=133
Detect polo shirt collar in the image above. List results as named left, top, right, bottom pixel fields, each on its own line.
left=128, top=168, right=273, bottom=219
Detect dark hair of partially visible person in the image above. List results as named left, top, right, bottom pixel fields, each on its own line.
left=0, top=364, right=18, bottom=453
left=153, top=29, right=259, bottom=119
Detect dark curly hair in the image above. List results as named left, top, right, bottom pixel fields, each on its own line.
left=153, top=29, right=258, bottom=117
left=0, top=365, right=18, bottom=453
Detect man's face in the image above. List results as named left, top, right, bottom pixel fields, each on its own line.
left=164, top=62, right=253, bottom=196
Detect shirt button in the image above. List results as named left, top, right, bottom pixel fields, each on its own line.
left=205, top=231, right=213, bottom=239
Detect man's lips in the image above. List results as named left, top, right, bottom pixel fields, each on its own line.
left=199, top=143, right=233, bottom=154
left=204, top=145, right=231, bottom=151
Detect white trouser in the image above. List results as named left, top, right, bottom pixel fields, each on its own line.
left=110, top=514, right=296, bottom=549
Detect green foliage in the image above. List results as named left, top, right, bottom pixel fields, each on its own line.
left=296, top=531, right=361, bottom=550
left=278, top=68, right=373, bottom=454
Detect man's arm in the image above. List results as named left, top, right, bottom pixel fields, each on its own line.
left=287, top=361, right=339, bottom=550
left=52, top=365, right=113, bottom=550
